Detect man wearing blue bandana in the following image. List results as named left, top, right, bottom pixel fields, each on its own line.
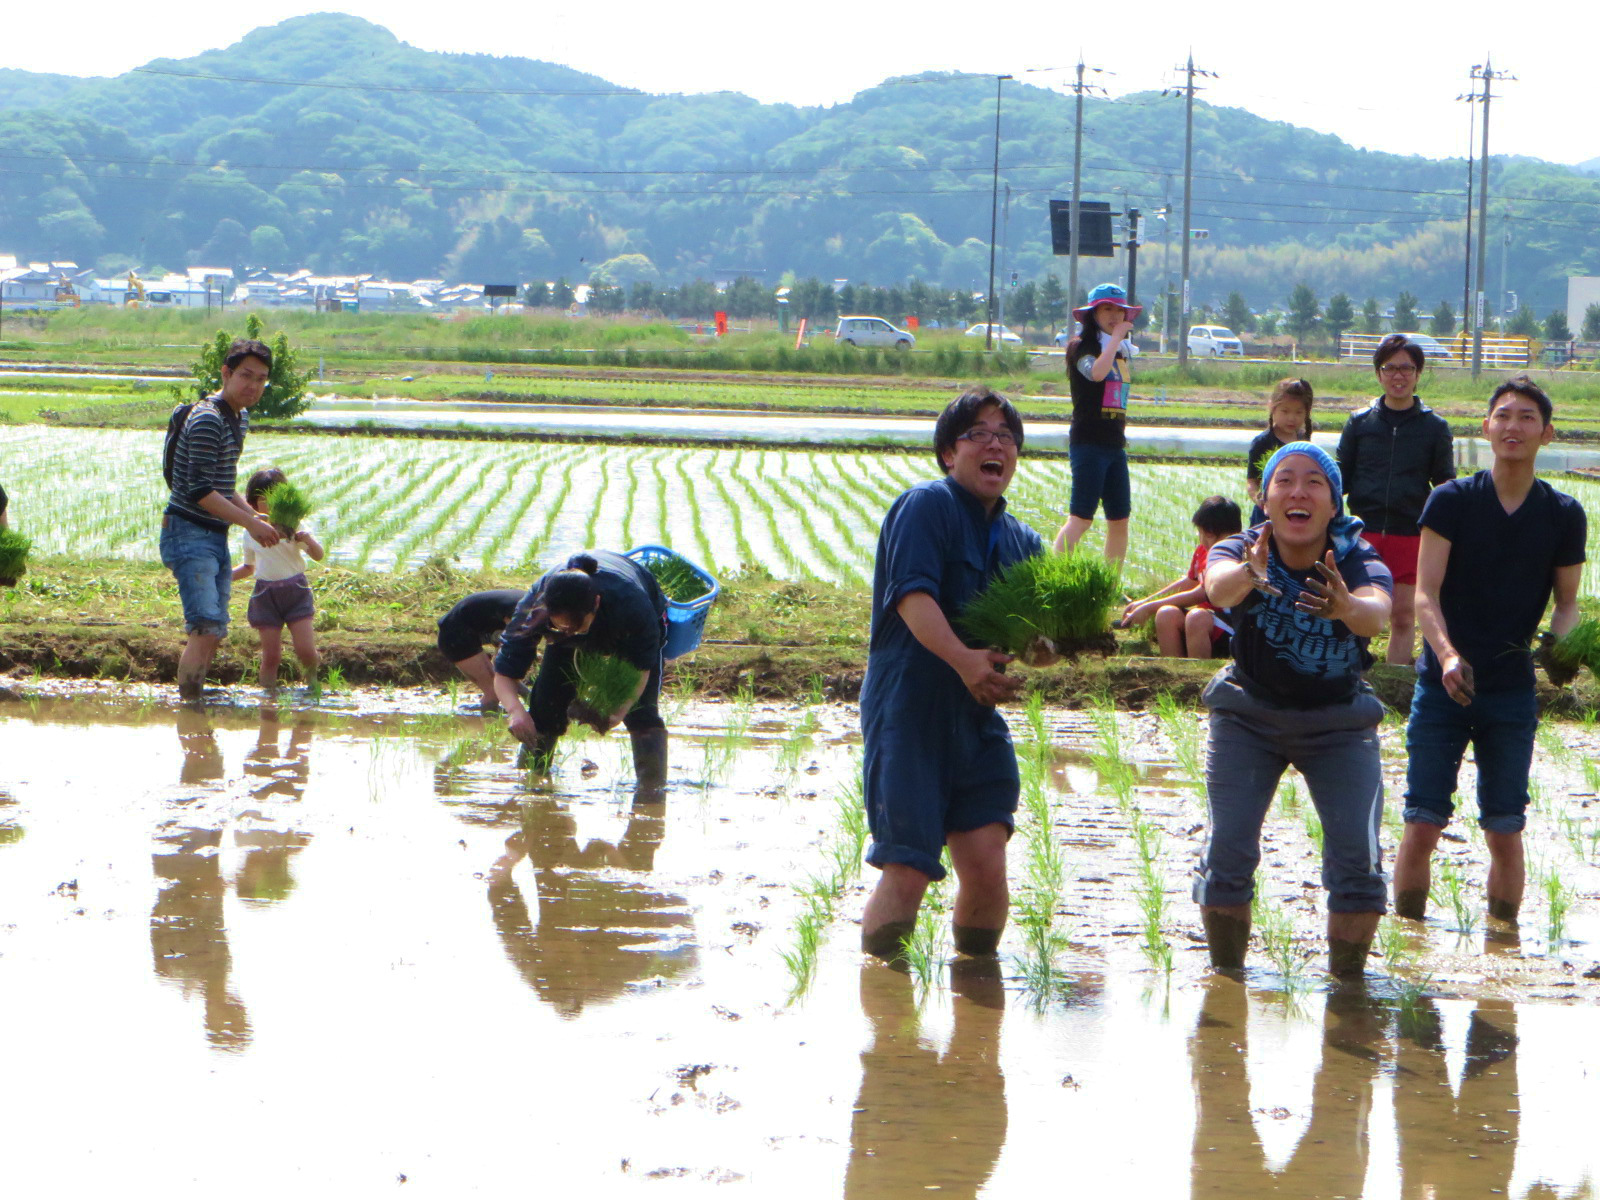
left=1196, top=442, right=1394, bottom=978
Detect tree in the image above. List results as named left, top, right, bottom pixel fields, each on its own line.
left=175, top=312, right=312, bottom=421
left=591, top=253, right=660, bottom=288
left=1430, top=301, right=1456, bottom=338
left=1256, top=311, right=1280, bottom=337
left=1038, top=274, right=1067, bottom=333
left=628, top=280, right=658, bottom=313
left=249, top=224, right=291, bottom=269
left=1286, top=282, right=1320, bottom=343
left=1008, top=281, right=1037, bottom=334
left=551, top=278, right=576, bottom=309
left=1324, top=293, right=1355, bottom=351
left=1393, top=292, right=1420, bottom=332
left=1361, top=297, right=1383, bottom=334
left=1543, top=310, right=1572, bottom=342
left=587, top=283, right=626, bottom=314
left=1223, top=292, right=1253, bottom=334
left=522, top=281, right=551, bottom=307
left=1507, top=305, right=1539, bottom=338
left=1584, top=304, right=1600, bottom=342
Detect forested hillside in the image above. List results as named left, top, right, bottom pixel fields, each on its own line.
left=3, top=13, right=1598, bottom=311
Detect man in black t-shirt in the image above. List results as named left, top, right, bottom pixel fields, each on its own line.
left=1393, top=376, right=1587, bottom=924
left=436, top=589, right=526, bottom=711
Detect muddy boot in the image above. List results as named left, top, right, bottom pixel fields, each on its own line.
left=952, top=923, right=1003, bottom=958
left=861, top=919, right=917, bottom=965
left=1202, top=909, right=1251, bottom=971
left=630, top=727, right=669, bottom=802
left=1393, top=888, right=1428, bottom=921
left=1328, top=937, right=1372, bottom=980
left=1487, top=896, right=1520, bottom=923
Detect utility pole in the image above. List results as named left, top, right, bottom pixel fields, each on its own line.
left=999, top=183, right=1012, bottom=335
left=1471, top=58, right=1514, bottom=378
left=985, top=74, right=1012, bottom=352
left=1499, top=218, right=1510, bottom=330
left=1458, top=73, right=1477, bottom=351
left=1170, top=55, right=1215, bottom=369
left=1065, top=60, right=1107, bottom=313
left=1125, top=208, right=1140, bottom=307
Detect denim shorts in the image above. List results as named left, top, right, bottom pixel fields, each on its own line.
left=1068, top=442, right=1132, bottom=521
left=247, top=574, right=315, bottom=629
left=1404, top=675, right=1538, bottom=834
left=159, top=516, right=232, bottom=638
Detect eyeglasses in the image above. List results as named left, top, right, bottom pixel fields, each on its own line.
left=1378, top=364, right=1418, bottom=376
left=958, top=429, right=1017, bottom=447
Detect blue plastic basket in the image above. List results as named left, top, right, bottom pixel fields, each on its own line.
left=625, top=544, right=720, bottom=661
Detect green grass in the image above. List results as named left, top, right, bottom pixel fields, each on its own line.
left=1549, top=619, right=1600, bottom=679
left=571, top=650, right=643, bottom=716
left=263, top=480, right=314, bottom=532
left=960, top=552, right=1122, bottom=655
left=0, top=528, right=33, bottom=584
left=645, top=553, right=709, bottom=602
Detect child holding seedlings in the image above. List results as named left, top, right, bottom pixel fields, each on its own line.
left=1197, top=442, right=1394, bottom=978
left=233, top=467, right=325, bottom=687
left=1120, top=496, right=1241, bottom=659
left=860, top=386, right=1052, bottom=964
left=1392, top=376, right=1586, bottom=925
left=437, top=589, right=528, bottom=710
left=1055, top=282, right=1138, bottom=565
left=1337, top=335, right=1456, bottom=665
left=1246, top=378, right=1315, bottom=526
left=493, top=550, right=670, bottom=800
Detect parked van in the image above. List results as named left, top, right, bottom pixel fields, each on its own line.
left=835, top=316, right=915, bottom=349
left=1187, top=325, right=1244, bottom=357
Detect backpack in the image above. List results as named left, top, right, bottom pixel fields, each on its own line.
left=161, top=396, right=240, bottom=489
left=161, top=402, right=195, bottom=489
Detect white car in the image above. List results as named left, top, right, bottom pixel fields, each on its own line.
left=964, top=323, right=1024, bottom=345
left=1187, top=325, right=1244, bottom=357
left=834, top=315, right=915, bottom=349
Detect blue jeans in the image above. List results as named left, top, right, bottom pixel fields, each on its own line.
left=1194, top=667, right=1387, bottom=913
left=1404, top=676, right=1537, bottom=834
left=159, top=516, right=232, bottom=638
left=1068, top=442, right=1132, bottom=521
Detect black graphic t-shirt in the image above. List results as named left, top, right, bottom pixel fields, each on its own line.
left=1208, top=530, right=1393, bottom=708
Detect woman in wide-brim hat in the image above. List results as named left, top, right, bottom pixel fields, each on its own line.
left=1054, top=282, right=1141, bottom=564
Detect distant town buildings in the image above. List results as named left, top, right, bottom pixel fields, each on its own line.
left=0, top=256, right=498, bottom=313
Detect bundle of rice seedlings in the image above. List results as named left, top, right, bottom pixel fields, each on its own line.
left=571, top=650, right=644, bottom=717
left=263, top=480, right=314, bottom=532
left=646, top=554, right=708, bottom=602
left=0, top=528, right=32, bottom=587
left=959, top=552, right=1121, bottom=660
left=1544, top=619, right=1600, bottom=683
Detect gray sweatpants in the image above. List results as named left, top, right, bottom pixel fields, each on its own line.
left=1192, top=666, right=1387, bottom=915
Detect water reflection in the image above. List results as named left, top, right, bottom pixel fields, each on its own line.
left=845, top=961, right=1008, bottom=1198
left=486, top=793, right=696, bottom=1017
left=0, top=786, right=22, bottom=847
left=152, top=709, right=247, bottom=1049
left=1395, top=999, right=1518, bottom=1197
left=151, top=708, right=318, bottom=1050
left=1190, top=980, right=1527, bottom=1199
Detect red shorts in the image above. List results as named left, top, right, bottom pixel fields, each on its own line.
left=1363, top=532, right=1420, bottom=586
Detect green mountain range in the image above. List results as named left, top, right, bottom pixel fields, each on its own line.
left=3, top=13, right=1598, bottom=313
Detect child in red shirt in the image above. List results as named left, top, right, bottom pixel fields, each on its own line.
left=1120, top=496, right=1242, bottom=658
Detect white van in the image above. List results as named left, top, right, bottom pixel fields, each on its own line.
left=835, top=315, right=915, bottom=349
left=1187, top=326, right=1244, bottom=357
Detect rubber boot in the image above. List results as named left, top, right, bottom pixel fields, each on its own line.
left=1327, top=937, right=1371, bottom=980
left=952, top=923, right=1003, bottom=957
left=1202, top=909, right=1251, bottom=971
left=1393, top=888, right=1428, bottom=920
left=630, top=727, right=669, bottom=802
left=861, top=919, right=917, bottom=965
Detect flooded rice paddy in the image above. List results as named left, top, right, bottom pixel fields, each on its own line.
left=4, top=684, right=1600, bottom=1196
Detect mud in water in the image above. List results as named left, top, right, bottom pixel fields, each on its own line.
left=2, top=686, right=1599, bottom=1196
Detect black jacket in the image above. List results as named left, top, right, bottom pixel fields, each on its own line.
left=1336, top=398, right=1455, bottom=537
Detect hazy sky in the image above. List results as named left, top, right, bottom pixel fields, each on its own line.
left=5, top=1, right=1592, bottom=167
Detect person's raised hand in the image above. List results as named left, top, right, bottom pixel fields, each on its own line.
left=1110, top=319, right=1135, bottom=343
left=1295, top=552, right=1350, bottom=621
left=1245, top=524, right=1280, bottom=597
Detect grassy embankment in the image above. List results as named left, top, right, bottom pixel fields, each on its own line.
left=5, top=554, right=1595, bottom=713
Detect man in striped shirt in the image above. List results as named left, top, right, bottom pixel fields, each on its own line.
left=160, top=338, right=282, bottom=700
